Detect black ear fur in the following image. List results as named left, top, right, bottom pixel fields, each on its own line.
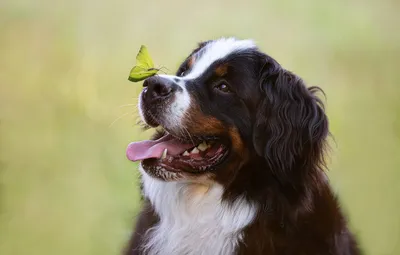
left=253, top=63, right=328, bottom=185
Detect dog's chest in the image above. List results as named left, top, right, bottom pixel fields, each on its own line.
left=140, top=172, right=257, bottom=255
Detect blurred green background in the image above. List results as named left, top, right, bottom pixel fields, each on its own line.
left=1, top=0, right=399, bottom=254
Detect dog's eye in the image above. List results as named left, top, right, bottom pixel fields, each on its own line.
left=180, top=70, right=186, bottom=77
left=215, top=83, right=231, bottom=93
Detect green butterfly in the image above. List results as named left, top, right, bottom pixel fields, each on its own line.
left=128, top=45, right=160, bottom=82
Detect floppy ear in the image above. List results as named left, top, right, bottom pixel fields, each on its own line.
left=253, top=64, right=328, bottom=184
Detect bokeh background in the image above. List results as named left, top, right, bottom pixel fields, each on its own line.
left=1, top=0, right=399, bottom=254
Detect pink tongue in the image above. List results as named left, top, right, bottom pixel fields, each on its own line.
left=126, top=134, right=195, bottom=162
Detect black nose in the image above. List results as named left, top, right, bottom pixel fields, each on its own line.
left=143, top=76, right=178, bottom=101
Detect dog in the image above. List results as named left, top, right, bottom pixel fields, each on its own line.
left=124, top=38, right=360, bottom=255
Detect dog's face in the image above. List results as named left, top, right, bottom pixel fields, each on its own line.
left=127, top=38, right=328, bottom=185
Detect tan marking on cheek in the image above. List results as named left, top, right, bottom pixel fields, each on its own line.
left=183, top=105, right=225, bottom=134
left=215, top=64, right=228, bottom=77
left=214, top=129, right=249, bottom=186
left=229, top=127, right=244, bottom=153
left=190, top=116, right=224, bottom=134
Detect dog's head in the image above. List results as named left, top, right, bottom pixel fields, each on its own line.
left=127, top=38, right=328, bottom=186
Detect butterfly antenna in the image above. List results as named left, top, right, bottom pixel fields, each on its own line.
left=158, top=66, right=170, bottom=74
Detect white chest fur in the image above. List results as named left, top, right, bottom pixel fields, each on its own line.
left=139, top=167, right=257, bottom=255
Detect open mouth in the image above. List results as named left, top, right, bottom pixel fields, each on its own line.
left=126, top=132, right=229, bottom=173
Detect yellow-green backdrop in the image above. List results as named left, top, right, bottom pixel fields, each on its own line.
left=1, top=0, right=399, bottom=254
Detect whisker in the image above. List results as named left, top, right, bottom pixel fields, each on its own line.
left=109, top=112, right=131, bottom=128
left=137, top=119, right=151, bottom=130
left=158, top=70, right=168, bottom=74
left=158, top=66, right=170, bottom=73
left=182, top=126, right=195, bottom=145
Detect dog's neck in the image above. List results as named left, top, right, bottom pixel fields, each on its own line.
left=139, top=166, right=257, bottom=255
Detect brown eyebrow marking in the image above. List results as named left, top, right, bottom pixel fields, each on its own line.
left=188, top=55, right=196, bottom=68
left=215, top=63, right=228, bottom=77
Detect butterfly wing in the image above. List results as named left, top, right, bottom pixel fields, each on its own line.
left=128, top=45, right=158, bottom=82
left=136, top=45, right=154, bottom=69
left=128, top=66, right=158, bottom=82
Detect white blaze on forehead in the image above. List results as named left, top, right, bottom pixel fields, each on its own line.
left=184, top=37, right=257, bottom=80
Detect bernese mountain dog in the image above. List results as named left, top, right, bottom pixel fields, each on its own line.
left=124, top=38, right=360, bottom=255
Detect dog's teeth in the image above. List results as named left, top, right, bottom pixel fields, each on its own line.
left=183, top=150, right=190, bottom=156
left=161, top=149, right=167, bottom=159
left=190, top=147, right=200, bottom=154
left=197, top=142, right=208, bottom=151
